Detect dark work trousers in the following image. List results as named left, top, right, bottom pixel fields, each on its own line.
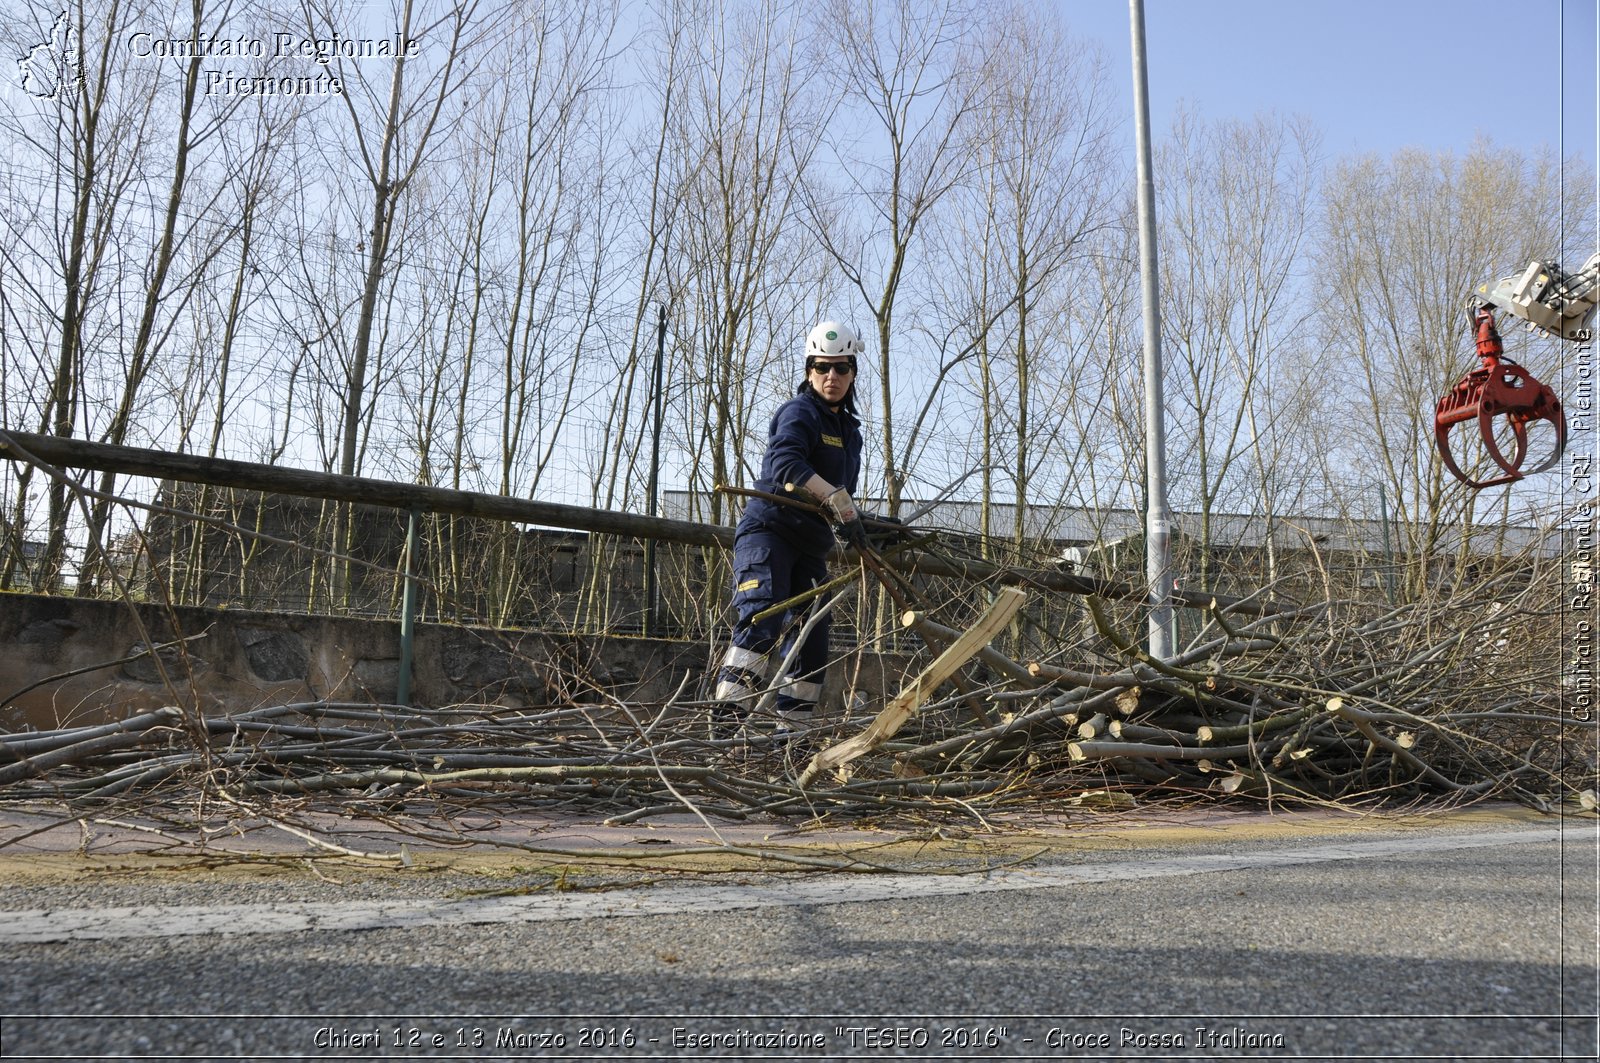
left=714, top=526, right=830, bottom=715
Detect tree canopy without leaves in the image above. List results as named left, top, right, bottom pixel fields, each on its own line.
left=0, top=0, right=1589, bottom=624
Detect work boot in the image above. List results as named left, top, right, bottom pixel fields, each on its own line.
left=773, top=705, right=815, bottom=738
left=748, top=706, right=814, bottom=760
left=738, top=704, right=809, bottom=741
left=707, top=701, right=744, bottom=743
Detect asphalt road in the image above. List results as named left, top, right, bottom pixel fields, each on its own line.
left=0, top=819, right=1595, bottom=1062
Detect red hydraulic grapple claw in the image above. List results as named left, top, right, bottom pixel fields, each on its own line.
left=1433, top=307, right=1566, bottom=489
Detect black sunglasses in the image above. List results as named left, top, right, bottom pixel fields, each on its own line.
left=808, top=359, right=855, bottom=376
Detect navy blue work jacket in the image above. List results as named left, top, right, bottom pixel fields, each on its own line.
left=738, top=387, right=863, bottom=556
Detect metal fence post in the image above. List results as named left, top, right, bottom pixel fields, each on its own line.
left=397, top=507, right=421, bottom=705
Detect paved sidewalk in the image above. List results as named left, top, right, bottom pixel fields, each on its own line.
left=1, top=797, right=1576, bottom=869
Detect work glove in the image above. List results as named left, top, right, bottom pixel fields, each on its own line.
left=863, top=511, right=910, bottom=546
left=836, top=515, right=870, bottom=550
left=822, top=488, right=859, bottom=524
left=824, top=489, right=870, bottom=550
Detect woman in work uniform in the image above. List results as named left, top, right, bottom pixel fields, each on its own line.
left=713, top=321, right=871, bottom=728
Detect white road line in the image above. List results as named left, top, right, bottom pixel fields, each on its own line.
left=3, top=827, right=1590, bottom=944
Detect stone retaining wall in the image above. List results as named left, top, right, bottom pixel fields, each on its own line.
left=0, top=592, right=910, bottom=731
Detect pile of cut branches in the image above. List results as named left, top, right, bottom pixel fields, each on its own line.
left=2, top=485, right=1595, bottom=827
left=881, top=579, right=1593, bottom=811
left=0, top=698, right=1038, bottom=824
left=0, top=554, right=1592, bottom=825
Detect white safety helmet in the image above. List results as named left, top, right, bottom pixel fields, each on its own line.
left=806, top=321, right=865, bottom=359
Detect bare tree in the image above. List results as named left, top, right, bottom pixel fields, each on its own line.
left=302, top=0, right=491, bottom=479
left=1156, top=108, right=1320, bottom=590
left=806, top=0, right=987, bottom=515
left=280, top=0, right=500, bottom=607
left=171, top=93, right=298, bottom=603
left=1316, top=140, right=1591, bottom=599
left=662, top=0, right=826, bottom=522
left=0, top=0, right=149, bottom=590
left=589, top=1, right=690, bottom=517
left=953, top=5, right=1117, bottom=554
left=1079, top=228, right=1148, bottom=527
left=73, top=0, right=295, bottom=595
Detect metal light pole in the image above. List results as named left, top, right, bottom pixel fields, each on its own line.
left=1129, top=0, right=1175, bottom=658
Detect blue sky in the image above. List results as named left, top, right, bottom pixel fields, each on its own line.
left=1062, top=0, right=1597, bottom=166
